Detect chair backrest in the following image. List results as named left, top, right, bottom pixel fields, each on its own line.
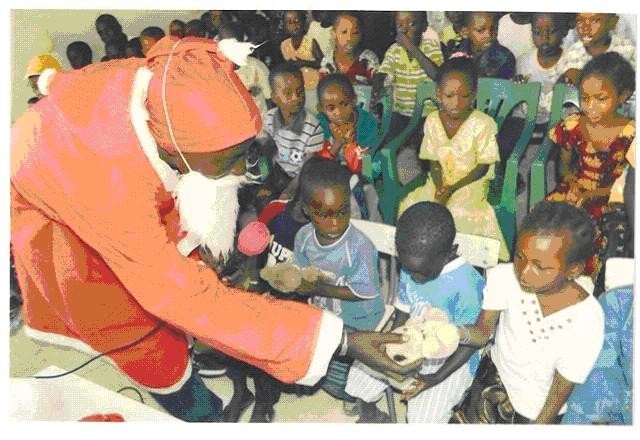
left=476, top=78, right=541, bottom=132
left=529, top=83, right=571, bottom=208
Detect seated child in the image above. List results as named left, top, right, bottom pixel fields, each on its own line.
left=561, top=285, right=632, bottom=425
left=306, top=11, right=334, bottom=61
left=125, top=37, right=144, bottom=58
left=139, top=26, right=165, bottom=56
left=316, top=73, right=381, bottom=220
left=280, top=10, right=324, bottom=114
left=546, top=52, right=635, bottom=276
left=372, top=11, right=444, bottom=143
left=556, top=13, right=636, bottom=118
left=319, top=12, right=380, bottom=89
left=255, top=63, right=324, bottom=212
left=66, top=41, right=93, bottom=69
left=454, top=12, right=516, bottom=80
left=451, top=201, right=605, bottom=424
left=399, top=57, right=510, bottom=261
left=346, top=202, right=485, bottom=423
left=294, top=157, right=385, bottom=400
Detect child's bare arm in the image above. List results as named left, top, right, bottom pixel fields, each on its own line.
left=430, top=161, right=444, bottom=188
left=311, top=38, right=324, bottom=63
left=534, top=370, right=575, bottom=424
left=459, top=309, right=500, bottom=347
left=396, top=33, right=438, bottom=80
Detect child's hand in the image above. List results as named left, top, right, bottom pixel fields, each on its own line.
left=563, top=69, right=580, bottom=86
left=330, top=121, right=356, bottom=145
left=434, top=186, right=453, bottom=204
left=396, top=32, right=416, bottom=53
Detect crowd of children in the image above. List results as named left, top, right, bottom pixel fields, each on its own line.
left=21, top=9, right=635, bottom=425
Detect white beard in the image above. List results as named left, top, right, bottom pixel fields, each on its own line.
left=172, top=171, right=245, bottom=260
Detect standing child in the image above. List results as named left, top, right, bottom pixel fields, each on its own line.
left=254, top=63, right=324, bottom=212
left=346, top=202, right=485, bottom=423
left=372, top=11, right=444, bottom=143
left=454, top=12, right=516, bottom=80
left=399, top=57, right=510, bottom=261
left=451, top=201, right=604, bottom=424
left=280, top=10, right=324, bottom=114
left=546, top=52, right=635, bottom=276
left=316, top=73, right=381, bottom=219
left=294, top=158, right=385, bottom=400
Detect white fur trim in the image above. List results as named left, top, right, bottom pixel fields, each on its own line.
left=36, top=68, right=57, bottom=96
left=24, top=326, right=192, bottom=395
left=295, top=311, right=343, bottom=386
left=130, top=67, right=179, bottom=192
left=218, top=38, right=258, bottom=67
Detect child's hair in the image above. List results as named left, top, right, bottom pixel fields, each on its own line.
left=396, top=202, right=456, bottom=258
left=462, top=11, right=499, bottom=28
left=300, top=157, right=351, bottom=205
left=185, top=19, right=206, bottom=37
left=96, top=14, right=122, bottom=33
left=218, top=20, right=245, bottom=41
left=140, top=26, right=165, bottom=40
left=126, top=37, right=143, bottom=57
left=395, top=11, right=427, bottom=27
left=67, top=41, right=92, bottom=59
left=333, top=11, right=362, bottom=28
left=268, top=62, right=303, bottom=89
left=436, top=56, right=479, bottom=93
left=317, top=73, right=356, bottom=102
left=519, top=201, right=596, bottom=265
left=170, top=19, right=185, bottom=28
left=531, top=12, right=575, bottom=38
left=284, top=10, right=307, bottom=27
left=579, top=52, right=636, bottom=98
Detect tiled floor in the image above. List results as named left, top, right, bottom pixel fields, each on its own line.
left=9, top=323, right=407, bottom=423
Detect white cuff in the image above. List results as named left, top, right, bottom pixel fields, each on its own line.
left=295, top=310, right=343, bottom=386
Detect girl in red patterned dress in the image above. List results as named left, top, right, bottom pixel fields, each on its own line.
left=546, top=52, right=635, bottom=276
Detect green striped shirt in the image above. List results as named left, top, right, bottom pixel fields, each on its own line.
left=377, top=39, right=444, bottom=117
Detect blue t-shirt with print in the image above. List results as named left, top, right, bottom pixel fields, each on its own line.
left=294, top=222, right=384, bottom=330
left=395, top=257, right=485, bottom=375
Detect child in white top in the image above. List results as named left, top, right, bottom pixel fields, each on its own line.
left=453, top=201, right=605, bottom=424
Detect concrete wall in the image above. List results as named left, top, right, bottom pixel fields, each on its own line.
left=11, top=9, right=203, bottom=121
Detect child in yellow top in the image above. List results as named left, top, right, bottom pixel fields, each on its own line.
left=400, top=57, right=509, bottom=261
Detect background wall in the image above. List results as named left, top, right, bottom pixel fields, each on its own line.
left=11, top=9, right=204, bottom=121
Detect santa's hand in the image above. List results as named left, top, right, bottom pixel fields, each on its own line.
left=347, top=332, right=423, bottom=379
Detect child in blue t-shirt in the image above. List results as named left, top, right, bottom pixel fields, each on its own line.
left=293, top=157, right=385, bottom=400
left=346, top=202, right=484, bottom=423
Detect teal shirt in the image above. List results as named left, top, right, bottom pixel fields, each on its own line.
left=317, top=106, right=381, bottom=155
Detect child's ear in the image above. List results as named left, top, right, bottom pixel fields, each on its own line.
left=607, top=15, right=620, bottom=32
left=301, top=203, right=311, bottom=219
left=460, top=26, right=469, bottom=37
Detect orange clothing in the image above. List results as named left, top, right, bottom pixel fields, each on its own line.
left=11, top=54, right=340, bottom=391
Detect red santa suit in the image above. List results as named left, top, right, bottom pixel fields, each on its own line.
left=10, top=37, right=343, bottom=394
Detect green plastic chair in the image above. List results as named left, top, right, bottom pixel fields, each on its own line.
left=374, top=78, right=542, bottom=256
left=529, top=83, right=574, bottom=208
left=361, top=93, right=393, bottom=183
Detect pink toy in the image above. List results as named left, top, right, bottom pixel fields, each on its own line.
left=237, top=221, right=270, bottom=256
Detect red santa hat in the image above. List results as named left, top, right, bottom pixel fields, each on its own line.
left=145, top=36, right=262, bottom=154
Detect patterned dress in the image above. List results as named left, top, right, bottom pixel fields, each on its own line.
left=546, top=114, right=635, bottom=274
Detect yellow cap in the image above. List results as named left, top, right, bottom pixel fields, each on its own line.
left=25, top=54, right=62, bottom=79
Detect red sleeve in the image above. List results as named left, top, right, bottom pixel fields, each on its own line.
left=258, top=200, right=288, bottom=225
left=342, top=142, right=369, bottom=174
